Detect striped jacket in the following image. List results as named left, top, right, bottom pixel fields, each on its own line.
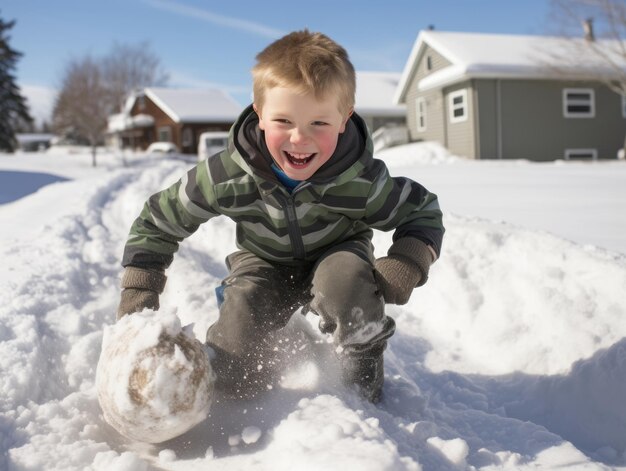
left=122, top=106, right=444, bottom=270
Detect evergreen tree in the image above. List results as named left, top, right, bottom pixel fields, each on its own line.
left=0, top=13, right=32, bottom=152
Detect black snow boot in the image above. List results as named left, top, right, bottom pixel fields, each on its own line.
left=341, top=345, right=386, bottom=403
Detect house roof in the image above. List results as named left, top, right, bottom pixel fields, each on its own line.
left=355, top=71, right=405, bottom=117
left=143, top=87, right=242, bottom=123
left=395, top=30, right=626, bottom=102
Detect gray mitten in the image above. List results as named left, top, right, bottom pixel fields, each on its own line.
left=117, top=267, right=167, bottom=320
left=374, top=238, right=433, bottom=305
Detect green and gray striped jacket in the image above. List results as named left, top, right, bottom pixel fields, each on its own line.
left=122, top=106, right=444, bottom=270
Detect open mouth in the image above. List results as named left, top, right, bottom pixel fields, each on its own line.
left=284, top=151, right=316, bottom=167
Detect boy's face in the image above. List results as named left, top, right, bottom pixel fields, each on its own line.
left=255, top=87, right=352, bottom=181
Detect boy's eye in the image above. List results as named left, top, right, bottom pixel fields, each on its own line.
left=312, top=121, right=329, bottom=126
left=273, top=118, right=291, bottom=124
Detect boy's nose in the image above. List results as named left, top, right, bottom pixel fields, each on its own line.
left=290, top=127, right=309, bottom=144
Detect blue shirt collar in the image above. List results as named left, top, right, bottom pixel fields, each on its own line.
left=270, top=163, right=302, bottom=192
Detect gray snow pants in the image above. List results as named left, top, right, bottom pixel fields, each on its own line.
left=205, top=239, right=396, bottom=399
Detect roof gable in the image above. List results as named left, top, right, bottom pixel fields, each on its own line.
left=395, top=30, right=626, bottom=102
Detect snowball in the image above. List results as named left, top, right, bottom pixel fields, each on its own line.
left=96, top=310, right=215, bottom=443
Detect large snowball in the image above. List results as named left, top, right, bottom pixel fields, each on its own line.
left=96, top=310, right=215, bottom=443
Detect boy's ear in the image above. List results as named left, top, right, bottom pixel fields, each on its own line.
left=340, top=108, right=354, bottom=133
left=253, top=104, right=265, bottom=130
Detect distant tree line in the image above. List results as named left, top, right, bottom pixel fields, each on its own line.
left=52, top=42, right=169, bottom=166
left=0, top=10, right=169, bottom=162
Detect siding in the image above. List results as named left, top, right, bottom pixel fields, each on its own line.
left=406, top=45, right=451, bottom=143
left=475, top=80, right=499, bottom=159
left=476, top=79, right=625, bottom=160
left=443, top=81, right=476, bottom=159
left=131, top=96, right=177, bottom=149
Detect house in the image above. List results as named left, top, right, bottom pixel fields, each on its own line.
left=394, top=30, right=626, bottom=160
left=108, top=87, right=242, bottom=154
left=355, top=71, right=408, bottom=152
left=355, top=71, right=406, bottom=132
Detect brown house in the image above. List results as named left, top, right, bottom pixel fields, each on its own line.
left=108, top=87, right=242, bottom=154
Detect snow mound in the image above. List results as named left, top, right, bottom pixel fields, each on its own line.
left=96, top=310, right=215, bottom=443
left=376, top=141, right=459, bottom=168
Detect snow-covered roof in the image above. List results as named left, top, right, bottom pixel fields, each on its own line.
left=143, top=87, right=242, bottom=123
left=395, top=30, right=626, bottom=102
left=355, top=71, right=405, bottom=117
left=107, top=113, right=155, bottom=132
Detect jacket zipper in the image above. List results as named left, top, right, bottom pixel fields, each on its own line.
left=275, top=191, right=306, bottom=260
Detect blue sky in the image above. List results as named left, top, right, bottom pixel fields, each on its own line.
left=3, top=0, right=553, bottom=122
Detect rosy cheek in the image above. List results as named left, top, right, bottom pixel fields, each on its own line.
left=315, top=133, right=339, bottom=155
left=264, top=130, right=285, bottom=152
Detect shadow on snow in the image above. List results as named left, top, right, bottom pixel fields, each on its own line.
left=0, top=170, right=69, bottom=204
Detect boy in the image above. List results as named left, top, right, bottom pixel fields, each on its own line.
left=118, top=30, right=444, bottom=403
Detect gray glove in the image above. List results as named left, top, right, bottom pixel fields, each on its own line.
left=374, top=238, right=434, bottom=305
left=117, top=267, right=167, bottom=320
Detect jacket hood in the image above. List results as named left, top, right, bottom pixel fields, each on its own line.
left=228, top=105, right=375, bottom=188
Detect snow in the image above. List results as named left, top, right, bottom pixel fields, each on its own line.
left=143, top=87, right=243, bottom=123
left=355, top=71, right=406, bottom=117
left=1, top=142, right=626, bottom=470
left=108, top=113, right=155, bottom=133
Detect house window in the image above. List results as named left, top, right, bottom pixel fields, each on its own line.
left=138, top=95, right=146, bottom=111
left=426, top=56, right=433, bottom=71
left=449, top=89, right=468, bottom=123
left=182, top=127, right=193, bottom=147
left=563, top=88, right=595, bottom=118
left=622, top=95, right=626, bottom=118
left=416, top=97, right=427, bottom=131
left=564, top=148, right=598, bottom=160
left=158, top=126, right=172, bottom=142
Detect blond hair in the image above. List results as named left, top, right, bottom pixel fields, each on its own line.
left=252, top=30, right=356, bottom=115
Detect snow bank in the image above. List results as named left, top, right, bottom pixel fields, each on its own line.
left=398, top=214, right=626, bottom=376
left=1, top=148, right=626, bottom=470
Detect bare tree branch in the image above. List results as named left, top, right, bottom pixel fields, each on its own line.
left=542, top=0, right=626, bottom=93
left=540, top=0, right=626, bottom=155
left=51, top=41, right=169, bottom=165
left=52, top=55, right=109, bottom=166
left=101, top=42, right=169, bottom=112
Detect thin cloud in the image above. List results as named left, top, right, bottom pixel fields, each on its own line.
left=168, top=70, right=251, bottom=95
left=349, top=41, right=411, bottom=72
left=142, top=0, right=284, bottom=39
